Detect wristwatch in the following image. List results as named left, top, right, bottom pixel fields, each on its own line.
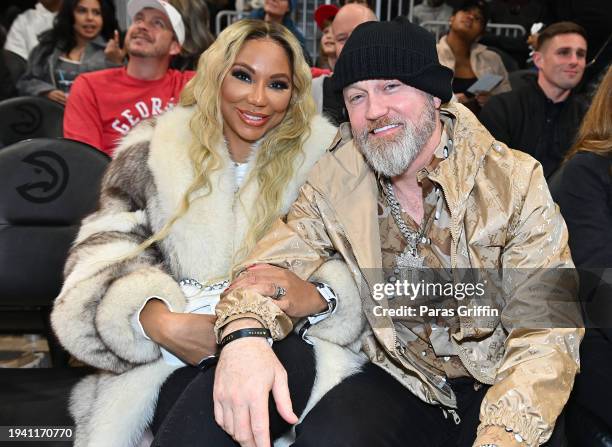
left=308, top=282, right=337, bottom=323
left=299, top=282, right=337, bottom=344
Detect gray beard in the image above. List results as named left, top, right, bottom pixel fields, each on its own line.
left=353, top=100, right=437, bottom=178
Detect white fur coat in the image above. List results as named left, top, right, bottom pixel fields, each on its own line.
left=51, top=106, right=366, bottom=447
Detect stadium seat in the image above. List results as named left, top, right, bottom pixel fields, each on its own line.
left=3, top=49, right=26, bottom=86
left=0, top=96, right=64, bottom=147
left=0, top=137, right=109, bottom=363
left=0, top=138, right=108, bottom=431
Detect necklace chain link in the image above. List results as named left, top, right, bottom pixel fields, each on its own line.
left=384, top=180, right=426, bottom=256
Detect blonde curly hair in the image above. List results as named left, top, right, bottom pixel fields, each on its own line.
left=132, top=19, right=316, bottom=263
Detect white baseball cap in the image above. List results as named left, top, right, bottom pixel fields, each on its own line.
left=127, top=0, right=186, bottom=46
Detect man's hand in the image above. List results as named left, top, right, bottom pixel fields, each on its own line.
left=473, top=426, right=523, bottom=447
left=45, top=89, right=67, bottom=105
left=214, top=320, right=297, bottom=447
left=227, top=264, right=327, bottom=318
left=105, top=30, right=126, bottom=65
left=139, top=299, right=217, bottom=365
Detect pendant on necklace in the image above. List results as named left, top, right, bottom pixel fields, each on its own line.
left=396, top=246, right=423, bottom=286
left=396, top=246, right=424, bottom=269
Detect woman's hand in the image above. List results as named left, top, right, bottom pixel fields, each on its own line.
left=139, top=299, right=218, bottom=365
left=105, top=30, right=126, bottom=65
left=45, top=89, right=67, bottom=105
left=226, top=264, right=327, bottom=318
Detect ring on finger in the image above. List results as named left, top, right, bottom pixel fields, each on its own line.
left=272, top=284, right=287, bottom=300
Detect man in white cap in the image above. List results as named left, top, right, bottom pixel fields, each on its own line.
left=63, top=0, right=195, bottom=156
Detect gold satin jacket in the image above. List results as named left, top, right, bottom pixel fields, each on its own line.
left=215, top=103, right=583, bottom=446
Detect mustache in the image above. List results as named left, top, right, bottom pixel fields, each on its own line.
left=360, top=116, right=407, bottom=138
left=364, top=116, right=406, bottom=135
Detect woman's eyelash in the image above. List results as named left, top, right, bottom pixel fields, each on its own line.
left=232, top=70, right=289, bottom=90
left=270, top=81, right=289, bottom=90
left=232, top=69, right=251, bottom=82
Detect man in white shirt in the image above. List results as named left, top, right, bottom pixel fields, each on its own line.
left=4, top=0, right=62, bottom=61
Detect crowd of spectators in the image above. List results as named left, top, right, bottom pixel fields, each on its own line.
left=17, top=0, right=122, bottom=104
left=62, top=0, right=194, bottom=155
left=0, top=0, right=610, bottom=442
left=2, top=0, right=608, bottom=151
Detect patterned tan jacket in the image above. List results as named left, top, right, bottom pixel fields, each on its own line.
left=215, top=103, right=583, bottom=446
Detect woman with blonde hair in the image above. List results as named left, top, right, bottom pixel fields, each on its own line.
left=51, top=19, right=355, bottom=447
left=551, top=65, right=612, bottom=444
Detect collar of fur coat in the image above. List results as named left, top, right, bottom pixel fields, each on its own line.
left=113, top=105, right=338, bottom=281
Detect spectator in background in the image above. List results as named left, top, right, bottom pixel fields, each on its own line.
left=63, top=0, right=194, bottom=155
left=314, top=4, right=338, bottom=70
left=249, top=0, right=312, bottom=64
left=436, top=0, right=511, bottom=112
left=479, top=22, right=588, bottom=178
left=544, top=0, right=612, bottom=92
left=311, top=2, right=376, bottom=125
left=550, top=65, right=612, bottom=445
left=168, top=0, right=214, bottom=70
left=4, top=0, right=62, bottom=62
left=412, top=0, right=452, bottom=25
left=17, top=0, right=121, bottom=105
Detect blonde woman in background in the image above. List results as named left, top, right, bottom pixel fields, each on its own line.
left=51, top=19, right=354, bottom=447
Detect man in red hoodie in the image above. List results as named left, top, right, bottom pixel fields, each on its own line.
left=63, top=0, right=195, bottom=156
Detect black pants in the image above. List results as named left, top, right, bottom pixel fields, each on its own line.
left=565, top=328, right=612, bottom=446
left=152, top=339, right=565, bottom=447
left=152, top=334, right=317, bottom=447
left=570, top=329, right=612, bottom=430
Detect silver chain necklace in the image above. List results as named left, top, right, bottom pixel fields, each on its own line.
left=384, top=180, right=428, bottom=269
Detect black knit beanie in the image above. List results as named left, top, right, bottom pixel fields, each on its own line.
left=331, top=20, right=453, bottom=103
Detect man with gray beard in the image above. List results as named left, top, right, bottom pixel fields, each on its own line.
left=157, top=20, right=581, bottom=447
left=353, top=93, right=437, bottom=177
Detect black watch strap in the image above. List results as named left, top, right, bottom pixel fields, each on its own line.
left=220, top=328, right=272, bottom=348
left=197, top=355, right=218, bottom=370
